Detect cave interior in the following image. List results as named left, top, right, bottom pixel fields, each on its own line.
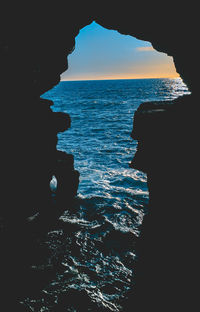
left=0, top=3, right=199, bottom=311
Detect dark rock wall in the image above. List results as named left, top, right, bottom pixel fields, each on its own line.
left=129, top=94, right=199, bottom=310
left=94, top=3, right=198, bottom=94
left=0, top=5, right=87, bottom=221
left=0, top=3, right=199, bottom=310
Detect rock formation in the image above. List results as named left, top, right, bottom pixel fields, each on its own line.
left=128, top=94, right=198, bottom=310
left=0, top=3, right=199, bottom=311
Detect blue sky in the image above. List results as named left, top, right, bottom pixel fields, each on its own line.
left=61, top=22, right=178, bottom=81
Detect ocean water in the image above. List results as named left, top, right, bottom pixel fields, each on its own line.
left=24, top=78, right=189, bottom=311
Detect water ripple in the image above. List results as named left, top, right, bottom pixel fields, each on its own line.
left=24, top=78, right=191, bottom=311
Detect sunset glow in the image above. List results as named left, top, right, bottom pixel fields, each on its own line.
left=61, top=22, right=179, bottom=81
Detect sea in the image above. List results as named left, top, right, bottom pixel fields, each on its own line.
left=24, top=78, right=190, bottom=311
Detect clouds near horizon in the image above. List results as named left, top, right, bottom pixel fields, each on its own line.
left=136, top=46, right=154, bottom=52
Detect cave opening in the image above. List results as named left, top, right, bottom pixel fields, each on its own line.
left=0, top=11, right=194, bottom=312
left=1, top=4, right=197, bottom=311
left=45, top=21, right=188, bottom=223
left=39, top=19, right=191, bottom=309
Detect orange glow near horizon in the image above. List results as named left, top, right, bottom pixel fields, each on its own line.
left=61, top=71, right=180, bottom=82
left=61, top=52, right=180, bottom=81
left=61, top=22, right=180, bottom=82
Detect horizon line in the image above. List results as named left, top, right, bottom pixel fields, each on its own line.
left=61, top=76, right=180, bottom=82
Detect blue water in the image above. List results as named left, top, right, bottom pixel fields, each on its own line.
left=25, top=78, right=189, bottom=311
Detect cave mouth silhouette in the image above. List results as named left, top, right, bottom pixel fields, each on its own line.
left=35, top=23, right=191, bottom=311
left=49, top=22, right=182, bottom=204
left=0, top=5, right=198, bottom=311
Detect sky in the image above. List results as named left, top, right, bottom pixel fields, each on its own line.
left=61, top=22, right=179, bottom=81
